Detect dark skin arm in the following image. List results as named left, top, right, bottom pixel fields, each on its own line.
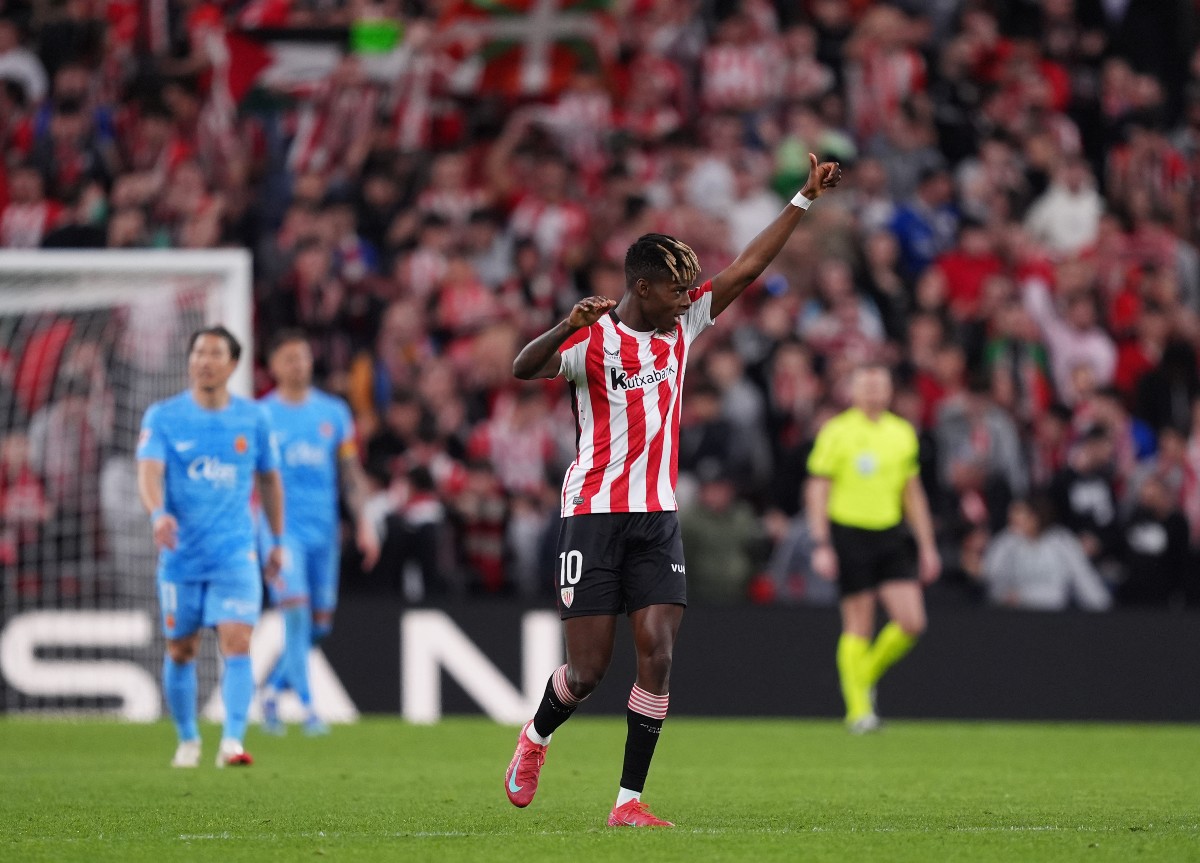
left=512, top=295, right=617, bottom=380
left=709, top=153, right=842, bottom=319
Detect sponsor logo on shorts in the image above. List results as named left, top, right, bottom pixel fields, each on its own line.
left=671, top=564, right=686, bottom=573
left=560, top=587, right=574, bottom=608
left=221, top=597, right=258, bottom=617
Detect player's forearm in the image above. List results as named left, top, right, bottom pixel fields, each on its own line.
left=136, top=461, right=165, bottom=516
left=804, top=478, right=832, bottom=544
left=339, top=456, right=371, bottom=524
left=713, top=205, right=807, bottom=313
left=903, top=481, right=936, bottom=551
left=258, top=471, right=285, bottom=537
left=513, top=319, right=574, bottom=380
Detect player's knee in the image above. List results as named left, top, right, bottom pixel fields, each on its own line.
left=896, top=612, right=926, bottom=638
left=638, top=647, right=673, bottom=688
left=218, top=629, right=253, bottom=656
left=566, top=664, right=606, bottom=698
left=166, top=641, right=197, bottom=664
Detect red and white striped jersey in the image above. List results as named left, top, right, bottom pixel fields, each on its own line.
left=556, top=281, right=715, bottom=517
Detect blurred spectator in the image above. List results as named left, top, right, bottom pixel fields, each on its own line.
left=447, top=459, right=509, bottom=596
left=1, top=164, right=61, bottom=248
left=1116, top=474, right=1190, bottom=608
left=0, top=430, right=52, bottom=590
left=981, top=495, right=1112, bottom=611
left=935, top=375, right=1028, bottom=532
left=1049, top=424, right=1120, bottom=565
left=1024, top=155, right=1104, bottom=255
left=983, top=299, right=1053, bottom=425
left=679, top=467, right=766, bottom=605
left=0, top=18, right=46, bottom=104
left=1022, top=275, right=1116, bottom=404
left=888, top=166, right=958, bottom=280
left=1134, top=339, right=1200, bottom=433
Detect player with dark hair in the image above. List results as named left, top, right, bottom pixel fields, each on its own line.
left=805, top=362, right=941, bottom=734
left=258, top=330, right=379, bottom=736
left=136, top=325, right=284, bottom=767
left=504, top=155, right=842, bottom=826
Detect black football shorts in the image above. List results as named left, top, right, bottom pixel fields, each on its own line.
left=553, top=512, right=687, bottom=618
left=830, top=521, right=916, bottom=597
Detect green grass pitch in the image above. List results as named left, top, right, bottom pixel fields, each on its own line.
left=2, top=717, right=1198, bottom=862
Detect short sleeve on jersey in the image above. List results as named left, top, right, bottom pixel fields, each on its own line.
left=806, top=417, right=839, bottom=477
left=137, top=404, right=166, bottom=461
left=683, top=281, right=715, bottom=342
left=336, top=399, right=358, bottom=459
left=256, top=404, right=281, bottom=472
left=558, top=326, right=592, bottom=382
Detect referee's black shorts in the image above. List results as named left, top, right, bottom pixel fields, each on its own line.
left=553, top=512, right=687, bottom=619
left=830, top=521, right=916, bottom=597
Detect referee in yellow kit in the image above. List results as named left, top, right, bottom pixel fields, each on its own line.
left=805, top=362, right=940, bottom=733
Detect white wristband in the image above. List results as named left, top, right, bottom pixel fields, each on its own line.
left=791, top=191, right=815, bottom=210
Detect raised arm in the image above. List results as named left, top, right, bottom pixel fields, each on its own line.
left=708, top=153, right=842, bottom=318
left=512, top=296, right=616, bottom=380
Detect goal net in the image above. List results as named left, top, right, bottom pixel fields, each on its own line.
left=0, top=250, right=251, bottom=718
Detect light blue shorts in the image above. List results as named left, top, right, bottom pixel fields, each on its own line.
left=157, top=562, right=263, bottom=639
left=269, top=538, right=340, bottom=613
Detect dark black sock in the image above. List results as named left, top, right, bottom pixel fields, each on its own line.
left=532, top=669, right=580, bottom=738
left=619, top=709, right=664, bottom=793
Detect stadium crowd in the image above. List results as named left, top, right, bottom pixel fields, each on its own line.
left=4, top=0, right=1200, bottom=611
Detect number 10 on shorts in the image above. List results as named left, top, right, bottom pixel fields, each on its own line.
left=559, top=550, right=581, bottom=609
left=559, top=550, right=583, bottom=585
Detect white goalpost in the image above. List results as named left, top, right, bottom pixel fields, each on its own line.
left=0, top=250, right=252, bottom=717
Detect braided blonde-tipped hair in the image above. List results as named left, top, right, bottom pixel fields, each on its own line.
left=625, top=233, right=701, bottom=288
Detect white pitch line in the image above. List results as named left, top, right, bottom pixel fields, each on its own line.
left=169, top=824, right=1200, bottom=841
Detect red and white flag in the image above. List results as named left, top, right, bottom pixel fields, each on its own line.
left=439, top=0, right=616, bottom=97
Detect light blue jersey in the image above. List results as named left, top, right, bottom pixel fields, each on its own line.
left=137, top=391, right=280, bottom=583
left=260, top=389, right=355, bottom=548
left=260, top=389, right=355, bottom=612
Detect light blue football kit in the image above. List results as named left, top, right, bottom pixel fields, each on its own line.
left=137, top=390, right=280, bottom=747
left=258, top=389, right=356, bottom=731
left=259, top=389, right=355, bottom=613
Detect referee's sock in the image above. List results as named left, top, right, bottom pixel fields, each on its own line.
left=618, top=685, right=668, bottom=803
left=530, top=664, right=585, bottom=743
left=864, top=621, right=918, bottom=688
left=837, top=633, right=872, bottom=721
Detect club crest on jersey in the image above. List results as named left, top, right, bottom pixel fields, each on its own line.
left=560, top=587, right=574, bottom=608
left=319, top=421, right=334, bottom=438
left=234, top=435, right=248, bottom=454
